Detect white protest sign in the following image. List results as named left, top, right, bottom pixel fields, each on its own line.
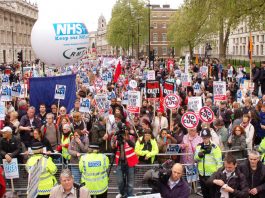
left=1, top=74, right=10, bottom=86
left=147, top=70, right=156, bottom=80
left=79, top=98, right=91, bottom=113
left=185, top=164, right=198, bottom=183
left=1, top=85, right=12, bottom=101
left=54, top=84, right=66, bottom=100
left=82, top=76, right=90, bottom=87
left=200, top=66, right=208, bottom=77
left=181, top=73, right=191, bottom=86
left=199, top=106, right=214, bottom=123
left=94, top=78, right=103, bottom=91
left=181, top=112, right=199, bottom=129
left=127, top=91, right=141, bottom=113
left=0, top=101, right=5, bottom=120
left=193, top=82, right=201, bottom=94
left=227, top=68, right=233, bottom=78
left=95, top=93, right=109, bottom=112
left=3, top=158, right=19, bottom=179
left=19, top=86, right=27, bottom=98
left=129, top=80, right=137, bottom=89
left=188, top=97, right=202, bottom=114
left=128, top=194, right=161, bottom=198
left=11, top=82, right=22, bottom=97
left=213, top=81, right=226, bottom=101
left=27, top=158, right=42, bottom=198
left=164, top=94, right=180, bottom=109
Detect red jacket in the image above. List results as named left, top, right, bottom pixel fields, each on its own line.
left=115, top=142, right=138, bottom=167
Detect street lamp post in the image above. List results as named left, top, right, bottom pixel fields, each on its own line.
left=11, top=25, right=14, bottom=64
left=148, top=0, right=151, bottom=68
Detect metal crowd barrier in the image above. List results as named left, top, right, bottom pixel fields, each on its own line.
left=2, top=149, right=249, bottom=197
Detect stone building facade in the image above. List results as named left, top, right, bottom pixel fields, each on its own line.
left=0, top=0, right=38, bottom=64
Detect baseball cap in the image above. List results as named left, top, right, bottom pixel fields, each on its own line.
left=200, top=128, right=211, bottom=138
left=0, top=126, right=12, bottom=133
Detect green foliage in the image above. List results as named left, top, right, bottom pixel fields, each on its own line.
left=107, top=0, right=149, bottom=50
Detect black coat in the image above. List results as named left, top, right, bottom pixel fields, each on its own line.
left=207, top=167, right=249, bottom=198
left=238, top=161, right=265, bottom=198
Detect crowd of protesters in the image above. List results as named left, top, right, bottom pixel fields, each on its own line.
left=1, top=57, right=265, bottom=197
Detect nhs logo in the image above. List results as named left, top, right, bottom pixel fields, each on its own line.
left=53, top=23, right=88, bottom=36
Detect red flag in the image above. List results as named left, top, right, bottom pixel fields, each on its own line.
left=159, top=84, right=164, bottom=113
left=114, top=61, right=121, bottom=83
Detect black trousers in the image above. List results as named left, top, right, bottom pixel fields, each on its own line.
left=91, top=190, right=108, bottom=198
left=199, top=175, right=211, bottom=198
left=37, top=195, right=49, bottom=198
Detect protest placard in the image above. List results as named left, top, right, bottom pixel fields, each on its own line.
left=166, top=144, right=180, bottom=153
left=185, top=164, right=198, bottom=183
left=127, top=91, right=141, bottom=113
left=94, top=78, right=103, bottom=91
left=213, top=81, right=226, bottom=101
left=0, top=101, right=5, bottom=120
left=1, top=74, right=9, bottom=86
left=1, top=85, right=12, bottom=101
left=188, top=97, right=202, bottom=114
left=199, top=106, right=214, bottom=123
left=146, top=80, right=160, bottom=99
left=163, top=81, right=174, bottom=97
left=27, top=159, right=42, bottom=198
left=181, top=112, right=199, bottom=129
left=147, top=70, right=156, bottom=80
left=129, top=80, right=137, bottom=89
left=193, top=82, right=201, bottom=94
left=164, top=94, right=180, bottom=109
left=82, top=76, right=90, bottom=87
left=181, top=73, right=191, bottom=86
left=79, top=98, right=91, bottom=113
left=200, top=66, right=208, bottom=77
left=95, top=93, right=109, bottom=112
left=3, top=158, right=19, bottom=179
left=11, top=82, right=21, bottom=97
left=54, top=84, right=66, bottom=100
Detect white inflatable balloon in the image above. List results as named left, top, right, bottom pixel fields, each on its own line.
left=31, top=19, right=89, bottom=67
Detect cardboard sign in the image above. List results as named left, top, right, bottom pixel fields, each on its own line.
left=199, top=106, right=214, bottom=123
left=82, top=76, right=90, bottom=87
left=166, top=144, right=180, bottom=153
left=11, top=82, right=22, bottom=97
left=181, top=73, right=191, bottom=86
left=164, top=94, right=180, bottom=109
left=127, top=91, right=141, bottom=113
left=181, top=112, right=199, bottom=129
left=200, top=66, right=208, bottom=77
left=174, top=69, right=181, bottom=78
left=147, top=70, right=156, bottom=80
left=54, top=84, right=66, bottom=100
left=146, top=80, right=160, bottom=99
left=79, top=98, right=90, bottom=113
left=3, top=158, right=19, bottom=179
left=193, top=82, right=201, bottom=94
left=213, top=81, right=226, bottom=101
left=27, top=158, right=42, bottom=198
left=188, top=97, right=202, bottom=113
left=95, top=93, right=109, bottom=112
left=1, top=85, right=12, bottom=101
left=185, top=164, right=199, bottom=183
left=163, top=81, right=174, bottom=97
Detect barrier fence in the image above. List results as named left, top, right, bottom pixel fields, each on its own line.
left=2, top=149, right=248, bottom=197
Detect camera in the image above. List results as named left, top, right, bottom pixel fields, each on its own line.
left=115, top=122, right=128, bottom=145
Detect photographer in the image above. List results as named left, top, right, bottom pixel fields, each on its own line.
left=157, top=163, right=190, bottom=198
left=111, top=115, right=139, bottom=198
left=194, top=128, right=222, bottom=198
left=19, top=106, right=42, bottom=148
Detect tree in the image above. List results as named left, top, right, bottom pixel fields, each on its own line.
left=107, top=0, right=149, bottom=55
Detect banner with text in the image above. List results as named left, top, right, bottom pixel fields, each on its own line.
left=213, top=81, right=226, bottom=101
left=127, top=91, right=141, bottom=113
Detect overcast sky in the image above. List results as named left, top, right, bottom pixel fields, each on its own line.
left=31, top=0, right=184, bottom=31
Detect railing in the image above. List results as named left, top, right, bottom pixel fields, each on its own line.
left=2, top=149, right=248, bottom=197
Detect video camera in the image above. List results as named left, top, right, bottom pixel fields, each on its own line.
left=115, top=122, right=128, bottom=145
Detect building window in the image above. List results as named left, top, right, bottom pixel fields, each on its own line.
left=256, top=45, right=259, bottom=56
left=261, top=45, right=264, bottom=55
left=257, top=35, right=260, bottom=42
left=153, top=47, right=158, bottom=55
left=153, top=33, right=158, bottom=42
left=162, top=23, right=166, bottom=28
left=153, top=22, right=157, bottom=29
left=236, top=46, right=238, bottom=55
left=262, top=35, right=264, bottom=42
left=162, top=47, right=167, bottom=55
left=162, top=33, right=167, bottom=42
left=243, top=45, right=245, bottom=55
left=240, top=46, right=242, bottom=55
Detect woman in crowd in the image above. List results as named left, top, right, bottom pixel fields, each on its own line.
left=152, top=108, right=168, bottom=138
left=135, top=129, right=159, bottom=164
left=240, top=114, right=254, bottom=150
left=227, top=125, right=247, bottom=160
left=31, top=128, right=53, bottom=154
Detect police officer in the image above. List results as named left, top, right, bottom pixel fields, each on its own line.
left=194, top=128, right=222, bottom=198
left=79, top=143, right=109, bottom=198
left=26, top=142, right=57, bottom=198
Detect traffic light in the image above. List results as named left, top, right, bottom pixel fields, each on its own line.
left=17, top=50, right=23, bottom=62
